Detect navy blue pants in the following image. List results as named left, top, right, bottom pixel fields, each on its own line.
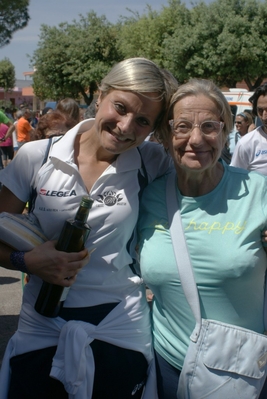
left=155, top=351, right=181, bottom=398
left=8, top=304, right=148, bottom=399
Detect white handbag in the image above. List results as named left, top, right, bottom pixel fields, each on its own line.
left=166, top=171, right=267, bottom=399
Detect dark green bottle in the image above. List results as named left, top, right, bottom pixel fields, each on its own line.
left=34, top=195, right=94, bottom=317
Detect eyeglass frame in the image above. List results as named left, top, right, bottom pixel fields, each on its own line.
left=169, top=119, right=224, bottom=138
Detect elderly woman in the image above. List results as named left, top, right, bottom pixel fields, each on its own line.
left=138, top=79, right=267, bottom=399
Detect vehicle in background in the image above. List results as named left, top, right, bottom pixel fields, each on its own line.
left=44, top=101, right=57, bottom=110
left=44, top=102, right=88, bottom=111
left=222, top=88, right=262, bottom=128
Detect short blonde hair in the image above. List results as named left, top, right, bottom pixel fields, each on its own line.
left=99, top=58, right=178, bottom=137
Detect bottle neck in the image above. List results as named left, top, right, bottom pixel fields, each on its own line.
left=74, top=196, right=94, bottom=223
left=75, top=205, right=90, bottom=223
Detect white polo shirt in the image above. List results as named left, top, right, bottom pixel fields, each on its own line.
left=0, top=118, right=172, bottom=307
left=231, top=126, right=267, bottom=175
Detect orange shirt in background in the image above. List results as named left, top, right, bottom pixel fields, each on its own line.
left=17, top=117, right=32, bottom=142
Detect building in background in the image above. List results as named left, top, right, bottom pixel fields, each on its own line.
left=0, top=75, right=30, bottom=109
left=7, top=71, right=265, bottom=113
left=0, top=70, right=90, bottom=112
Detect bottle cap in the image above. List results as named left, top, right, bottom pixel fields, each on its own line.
left=80, top=195, right=94, bottom=209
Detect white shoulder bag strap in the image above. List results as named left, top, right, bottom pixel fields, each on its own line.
left=166, top=171, right=202, bottom=342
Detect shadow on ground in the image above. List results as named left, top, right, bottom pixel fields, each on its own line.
left=0, top=277, right=20, bottom=285
left=0, top=315, right=19, bottom=367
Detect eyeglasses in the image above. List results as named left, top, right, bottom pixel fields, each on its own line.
left=257, top=107, right=267, bottom=116
left=169, top=120, right=224, bottom=138
left=235, top=121, right=242, bottom=125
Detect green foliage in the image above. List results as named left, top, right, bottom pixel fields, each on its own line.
left=30, top=0, right=267, bottom=99
left=116, top=0, right=189, bottom=70
left=163, top=0, right=267, bottom=88
left=0, top=58, right=15, bottom=92
left=0, top=99, right=14, bottom=110
left=31, top=12, right=122, bottom=104
left=0, top=0, right=30, bottom=47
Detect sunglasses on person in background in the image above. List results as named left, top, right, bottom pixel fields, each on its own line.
left=169, top=120, right=224, bottom=138
left=235, top=121, right=243, bottom=124
left=257, top=107, right=267, bottom=115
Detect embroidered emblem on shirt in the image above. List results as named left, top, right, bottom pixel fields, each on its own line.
left=96, top=191, right=125, bottom=206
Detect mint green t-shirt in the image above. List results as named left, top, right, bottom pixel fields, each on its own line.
left=138, top=163, right=267, bottom=370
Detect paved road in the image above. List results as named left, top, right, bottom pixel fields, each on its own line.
left=0, top=268, right=22, bottom=368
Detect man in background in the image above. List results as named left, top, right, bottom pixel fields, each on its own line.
left=231, top=83, right=267, bottom=176
left=16, top=108, right=34, bottom=149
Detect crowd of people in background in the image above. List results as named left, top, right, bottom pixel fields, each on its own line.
left=1, top=82, right=263, bottom=175
left=0, top=98, right=84, bottom=170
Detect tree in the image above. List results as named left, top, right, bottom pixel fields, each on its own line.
left=163, top=0, right=267, bottom=89
left=202, top=0, right=267, bottom=89
left=0, top=0, right=30, bottom=47
left=0, top=58, right=15, bottom=99
left=29, top=0, right=267, bottom=96
left=31, top=12, right=122, bottom=104
left=116, top=0, right=189, bottom=71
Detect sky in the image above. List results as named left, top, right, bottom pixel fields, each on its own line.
left=0, top=0, right=210, bottom=80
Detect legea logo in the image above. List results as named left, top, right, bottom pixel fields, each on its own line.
left=39, top=189, right=77, bottom=197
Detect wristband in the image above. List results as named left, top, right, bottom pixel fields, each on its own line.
left=10, top=251, right=29, bottom=274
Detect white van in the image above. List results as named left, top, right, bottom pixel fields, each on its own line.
left=223, top=88, right=263, bottom=129
left=222, top=88, right=253, bottom=122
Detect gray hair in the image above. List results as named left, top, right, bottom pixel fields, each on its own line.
left=21, top=108, right=32, bottom=117
left=15, top=110, right=23, bottom=119
left=99, top=58, right=178, bottom=137
left=165, top=78, right=233, bottom=143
